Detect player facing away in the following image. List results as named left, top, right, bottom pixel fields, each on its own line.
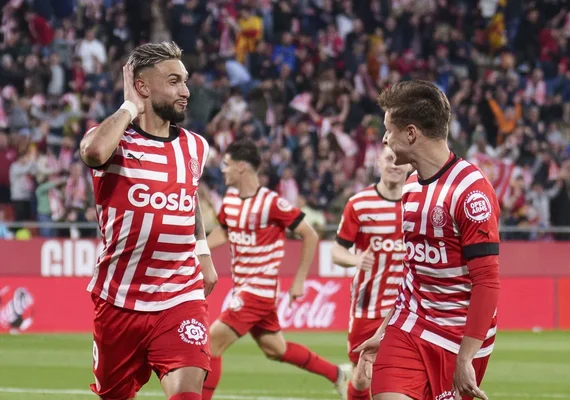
left=203, top=139, right=350, bottom=400
left=80, top=42, right=218, bottom=400
left=332, top=146, right=409, bottom=400
left=354, top=80, right=500, bottom=400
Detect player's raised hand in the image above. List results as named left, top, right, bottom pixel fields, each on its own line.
left=288, top=279, right=305, bottom=306
left=356, top=245, right=375, bottom=271
left=452, top=360, right=488, bottom=400
left=123, top=64, right=145, bottom=115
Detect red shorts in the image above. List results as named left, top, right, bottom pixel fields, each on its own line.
left=218, top=291, right=280, bottom=337
left=372, top=326, right=489, bottom=400
left=91, top=295, right=211, bottom=400
left=347, top=316, right=383, bottom=364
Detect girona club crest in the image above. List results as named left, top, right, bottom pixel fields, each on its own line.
left=188, top=158, right=201, bottom=177
left=430, top=205, right=447, bottom=228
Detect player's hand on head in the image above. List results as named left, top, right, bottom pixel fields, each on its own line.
left=288, top=279, right=305, bottom=306
left=356, top=245, right=374, bottom=271
left=123, top=64, right=145, bottom=115
left=452, top=360, right=488, bottom=400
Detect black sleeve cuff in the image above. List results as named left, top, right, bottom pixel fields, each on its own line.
left=463, top=242, right=499, bottom=260
left=335, top=235, right=354, bottom=249
left=288, top=212, right=305, bottom=231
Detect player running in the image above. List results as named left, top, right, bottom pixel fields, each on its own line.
left=203, top=139, right=349, bottom=400
left=80, top=42, right=218, bottom=400
left=355, top=80, right=500, bottom=400
left=332, top=146, right=409, bottom=400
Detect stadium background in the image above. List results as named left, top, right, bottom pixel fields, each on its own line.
left=0, top=0, right=569, bottom=399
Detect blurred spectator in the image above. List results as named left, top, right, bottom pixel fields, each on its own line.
left=9, top=149, right=36, bottom=223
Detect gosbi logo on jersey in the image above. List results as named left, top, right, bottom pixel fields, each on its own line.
left=127, top=183, right=196, bottom=212
left=228, top=231, right=257, bottom=245
left=464, top=190, right=492, bottom=222
left=406, top=240, right=448, bottom=264
left=370, top=236, right=405, bottom=252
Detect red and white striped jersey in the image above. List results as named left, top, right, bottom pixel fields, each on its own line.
left=86, top=124, right=209, bottom=312
left=389, top=154, right=500, bottom=358
left=218, top=187, right=304, bottom=300
left=336, top=185, right=405, bottom=320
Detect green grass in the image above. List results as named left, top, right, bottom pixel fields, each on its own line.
left=0, top=331, right=569, bottom=399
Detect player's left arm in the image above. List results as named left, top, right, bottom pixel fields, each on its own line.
left=270, top=196, right=318, bottom=304
left=195, top=192, right=218, bottom=297
left=290, top=219, right=319, bottom=300
left=453, top=179, right=500, bottom=399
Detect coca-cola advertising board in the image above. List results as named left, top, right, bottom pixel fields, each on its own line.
left=0, top=277, right=351, bottom=334
left=1, top=238, right=570, bottom=333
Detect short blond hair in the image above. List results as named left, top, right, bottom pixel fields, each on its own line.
left=127, top=41, right=183, bottom=77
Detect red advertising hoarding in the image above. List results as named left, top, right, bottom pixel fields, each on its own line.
left=0, top=239, right=569, bottom=333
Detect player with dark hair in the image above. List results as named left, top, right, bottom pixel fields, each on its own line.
left=332, top=146, right=409, bottom=400
left=355, top=80, right=500, bottom=400
left=80, top=41, right=218, bottom=400
left=203, top=139, right=350, bottom=400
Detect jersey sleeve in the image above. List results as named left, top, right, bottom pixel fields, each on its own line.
left=335, top=200, right=359, bottom=249
left=269, top=196, right=304, bottom=230
left=454, top=177, right=500, bottom=260
left=217, top=203, right=228, bottom=230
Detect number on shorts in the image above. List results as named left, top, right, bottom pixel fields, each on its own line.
left=93, top=340, right=99, bottom=371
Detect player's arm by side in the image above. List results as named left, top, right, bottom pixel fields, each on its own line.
left=195, top=192, right=218, bottom=297
left=332, top=201, right=374, bottom=270
left=289, top=219, right=319, bottom=302
left=80, top=64, right=143, bottom=168
left=270, top=196, right=317, bottom=303
left=453, top=181, right=500, bottom=400
left=207, top=226, right=229, bottom=249
left=207, top=201, right=229, bottom=250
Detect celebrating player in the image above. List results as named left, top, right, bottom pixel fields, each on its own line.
left=354, top=80, right=500, bottom=400
left=203, top=139, right=349, bottom=400
left=332, top=146, right=409, bottom=400
left=80, top=42, right=217, bottom=400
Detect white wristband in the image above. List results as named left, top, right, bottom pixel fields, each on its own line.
left=195, top=239, right=210, bottom=256
left=119, top=100, right=138, bottom=122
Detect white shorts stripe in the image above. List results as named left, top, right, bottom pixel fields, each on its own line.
left=134, top=288, right=205, bottom=311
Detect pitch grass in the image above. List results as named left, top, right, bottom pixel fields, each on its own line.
left=0, top=331, right=569, bottom=399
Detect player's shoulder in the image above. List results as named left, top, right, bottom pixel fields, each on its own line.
left=454, top=158, right=495, bottom=192
left=347, top=185, right=377, bottom=204
left=180, top=127, right=208, bottom=144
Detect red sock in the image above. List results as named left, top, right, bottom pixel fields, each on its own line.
left=280, top=342, right=338, bottom=383
left=348, top=381, right=370, bottom=400
left=202, top=356, right=222, bottom=400
left=169, top=394, right=200, bottom=400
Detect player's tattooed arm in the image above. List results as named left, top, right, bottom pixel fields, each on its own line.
left=80, top=64, right=140, bottom=168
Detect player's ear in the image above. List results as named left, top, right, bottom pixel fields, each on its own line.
left=406, top=124, right=418, bottom=145
left=134, top=75, right=150, bottom=98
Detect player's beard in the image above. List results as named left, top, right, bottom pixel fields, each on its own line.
left=152, top=100, right=186, bottom=123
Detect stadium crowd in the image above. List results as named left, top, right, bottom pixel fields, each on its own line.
left=0, top=0, right=569, bottom=240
